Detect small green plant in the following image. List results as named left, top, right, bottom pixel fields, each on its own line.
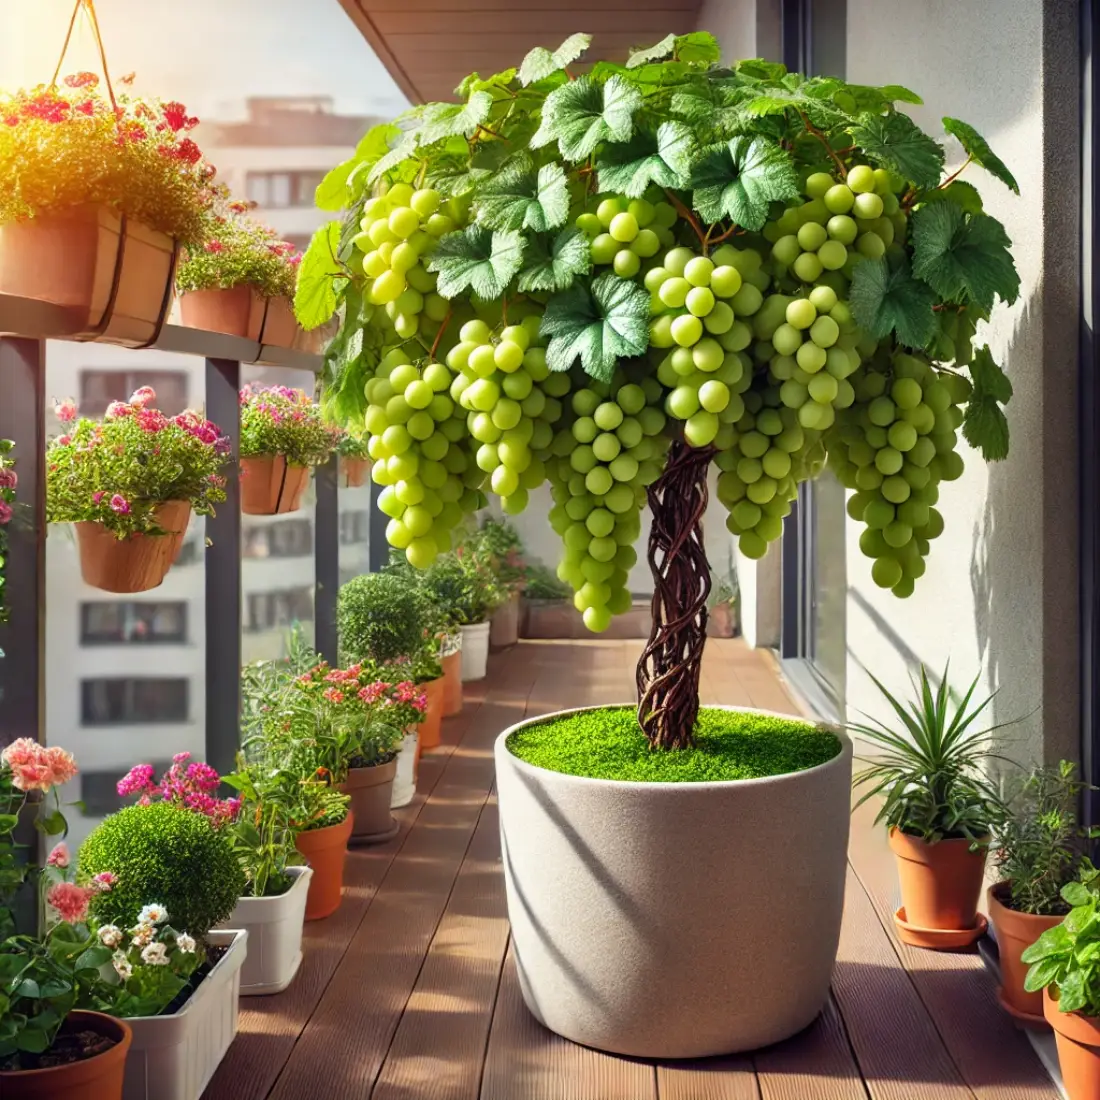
left=239, top=384, right=338, bottom=466
left=991, top=761, right=1100, bottom=916
left=850, top=664, right=1007, bottom=842
left=1023, top=864, right=1100, bottom=1015
left=524, top=561, right=571, bottom=601
left=79, top=802, right=245, bottom=937
left=467, top=518, right=527, bottom=593
left=421, top=551, right=505, bottom=627
left=338, top=571, right=430, bottom=665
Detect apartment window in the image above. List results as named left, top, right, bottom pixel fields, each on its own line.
left=243, top=519, right=313, bottom=558
left=339, top=510, right=369, bottom=545
left=81, top=678, right=189, bottom=725
left=245, top=170, right=325, bottom=208
left=81, top=601, right=188, bottom=645
left=245, top=586, right=314, bottom=632
left=79, top=370, right=188, bottom=418
left=82, top=762, right=172, bottom=816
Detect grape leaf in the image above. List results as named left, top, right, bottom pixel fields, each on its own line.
left=850, top=112, right=945, bottom=188
left=962, top=345, right=1012, bottom=460
left=942, top=117, right=1020, bottom=195
left=455, top=68, right=517, bottom=97
left=911, top=203, right=1020, bottom=311
left=294, top=221, right=344, bottom=330
left=518, top=33, right=593, bottom=86
left=367, top=131, right=419, bottom=184
left=672, top=80, right=754, bottom=134
left=879, top=84, right=923, bottom=105
left=735, top=59, right=787, bottom=82
left=690, top=136, right=800, bottom=231
left=596, top=121, right=694, bottom=197
left=673, top=31, right=722, bottom=65
left=417, top=91, right=493, bottom=146
left=919, top=179, right=984, bottom=216
left=539, top=272, right=650, bottom=381
left=426, top=225, right=525, bottom=300
left=425, top=157, right=491, bottom=198
left=475, top=156, right=569, bottom=232
left=315, top=123, right=400, bottom=210
left=517, top=227, right=592, bottom=293
left=627, top=34, right=676, bottom=69
left=530, top=75, right=642, bottom=162
left=849, top=255, right=938, bottom=349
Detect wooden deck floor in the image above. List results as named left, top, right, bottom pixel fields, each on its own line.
left=204, top=639, right=1059, bottom=1100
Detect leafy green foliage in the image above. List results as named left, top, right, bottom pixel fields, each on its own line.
left=516, top=227, right=591, bottom=293
left=418, top=91, right=493, bottom=145
left=531, top=75, right=642, bottom=162
left=850, top=664, right=1007, bottom=842
left=294, top=221, right=344, bottom=329
left=962, top=345, right=1013, bottom=460
left=596, top=121, right=694, bottom=197
left=942, top=117, right=1019, bottom=194
left=427, top=224, right=525, bottom=300
left=519, top=33, right=592, bottom=86
left=690, top=136, right=800, bottom=230
left=849, top=256, right=938, bottom=349
left=540, top=272, right=650, bottom=380
left=475, top=155, right=569, bottom=232
left=338, top=571, right=430, bottom=665
left=314, top=123, right=401, bottom=211
left=850, top=112, right=945, bottom=189
left=418, top=551, right=505, bottom=627
left=627, top=31, right=721, bottom=69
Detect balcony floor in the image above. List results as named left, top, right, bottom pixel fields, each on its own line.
left=204, top=638, right=1058, bottom=1100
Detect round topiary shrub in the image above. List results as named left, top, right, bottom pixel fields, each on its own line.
left=79, top=802, right=246, bottom=937
left=338, top=571, right=429, bottom=663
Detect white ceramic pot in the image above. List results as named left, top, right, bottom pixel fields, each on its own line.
left=390, top=727, right=419, bottom=808
left=459, top=621, right=490, bottom=681
left=495, top=705, right=853, bottom=1058
left=122, top=928, right=247, bottom=1100
left=217, top=866, right=311, bottom=996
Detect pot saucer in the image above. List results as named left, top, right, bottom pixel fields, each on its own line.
left=996, top=987, right=1049, bottom=1030
left=349, top=818, right=401, bottom=846
left=894, top=907, right=988, bottom=949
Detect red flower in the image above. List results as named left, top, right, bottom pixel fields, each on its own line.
left=204, top=239, right=224, bottom=254
left=116, top=120, right=148, bottom=144
left=162, top=101, right=189, bottom=132
left=75, top=99, right=95, bottom=116
left=4, top=115, right=20, bottom=126
left=63, top=72, right=99, bottom=89
left=174, top=138, right=202, bottom=165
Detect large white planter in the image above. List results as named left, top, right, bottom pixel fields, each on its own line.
left=459, top=621, right=490, bottom=681
left=122, top=928, right=247, bottom=1100
left=495, top=705, right=853, bottom=1058
left=217, top=865, right=311, bottom=995
left=391, top=727, right=419, bottom=808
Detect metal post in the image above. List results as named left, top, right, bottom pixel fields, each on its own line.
left=205, top=358, right=242, bottom=778
left=314, top=454, right=339, bottom=663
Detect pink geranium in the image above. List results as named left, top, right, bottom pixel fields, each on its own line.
left=46, top=881, right=94, bottom=924
left=54, top=399, right=77, bottom=423
left=0, top=467, right=16, bottom=488
left=129, top=386, right=157, bottom=408
left=46, top=842, right=70, bottom=868
left=1, top=738, right=78, bottom=792
left=0, top=501, right=10, bottom=525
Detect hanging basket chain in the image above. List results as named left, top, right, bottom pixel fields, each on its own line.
left=51, top=0, right=119, bottom=115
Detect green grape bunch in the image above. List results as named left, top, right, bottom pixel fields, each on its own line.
left=298, top=32, right=1021, bottom=624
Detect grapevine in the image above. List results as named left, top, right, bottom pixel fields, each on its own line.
left=297, top=33, right=1020, bottom=747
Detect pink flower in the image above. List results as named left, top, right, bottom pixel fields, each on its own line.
left=109, top=494, right=130, bottom=515
left=91, top=871, right=116, bottom=892
left=204, top=240, right=224, bottom=253
left=358, top=681, right=388, bottom=705
left=54, top=399, right=77, bottom=423
left=46, top=882, right=93, bottom=924
left=93, top=491, right=105, bottom=504
left=47, top=843, right=70, bottom=868
left=0, top=468, right=17, bottom=488
left=129, top=386, right=156, bottom=409
left=118, top=763, right=157, bottom=796
left=105, top=401, right=131, bottom=419
left=0, top=501, right=10, bottom=525
left=46, top=746, right=77, bottom=786
left=1, top=738, right=77, bottom=792
left=323, top=687, right=345, bottom=704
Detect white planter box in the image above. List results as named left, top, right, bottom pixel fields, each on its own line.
left=122, top=928, right=247, bottom=1100
left=218, top=866, right=311, bottom=996
left=459, top=621, right=490, bottom=681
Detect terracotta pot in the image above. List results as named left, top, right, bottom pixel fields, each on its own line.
left=340, top=759, right=397, bottom=842
left=340, top=456, right=370, bottom=488
left=889, top=829, right=988, bottom=931
left=295, top=812, right=353, bottom=920
left=240, top=456, right=311, bottom=515
left=419, top=676, right=446, bottom=749
left=259, top=296, right=298, bottom=348
left=1044, top=989, right=1100, bottom=1100
left=0, top=205, right=175, bottom=347
left=179, top=286, right=264, bottom=340
left=988, top=883, right=1062, bottom=1020
left=0, top=1010, right=132, bottom=1099
left=442, top=651, right=462, bottom=717
left=490, top=591, right=521, bottom=649
left=708, top=603, right=734, bottom=638
left=75, top=500, right=191, bottom=594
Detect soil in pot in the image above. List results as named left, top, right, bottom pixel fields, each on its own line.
left=1044, top=990, right=1100, bottom=1100
left=889, top=829, right=988, bottom=932
left=295, top=812, right=354, bottom=919
left=75, top=499, right=191, bottom=593
left=988, top=883, right=1063, bottom=1022
left=341, top=757, right=397, bottom=842
left=442, top=651, right=462, bottom=716
left=419, top=676, right=446, bottom=749
left=0, top=1010, right=132, bottom=1099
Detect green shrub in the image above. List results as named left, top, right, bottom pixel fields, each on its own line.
left=338, top=571, right=428, bottom=664
left=421, top=552, right=503, bottom=626
left=523, top=562, right=571, bottom=601
left=79, top=802, right=245, bottom=937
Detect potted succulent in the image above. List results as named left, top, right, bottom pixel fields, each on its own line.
left=852, top=665, right=1005, bottom=948
left=45, top=388, right=229, bottom=592
left=176, top=192, right=302, bottom=346
left=470, top=519, right=527, bottom=649
left=987, top=761, right=1098, bottom=1024
left=336, top=432, right=372, bottom=488
left=299, top=32, right=1020, bottom=1056
left=0, top=72, right=211, bottom=346
left=238, top=384, right=337, bottom=515
left=78, top=801, right=247, bottom=1100
left=1023, top=865, right=1100, bottom=1100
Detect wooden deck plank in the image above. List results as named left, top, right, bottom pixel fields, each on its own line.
left=656, top=1058, right=760, bottom=1100
left=846, top=798, right=1058, bottom=1100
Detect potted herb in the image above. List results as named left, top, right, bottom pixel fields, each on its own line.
left=336, top=432, right=371, bottom=488
left=176, top=192, right=301, bottom=346
left=78, top=801, right=247, bottom=1100
left=1023, top=866, right=1100, bottom=1099
left=238, top=384, right=337, bottom=515
left=988, top=762, right=1097, bottom=1024
left=852, top=665, right=1005, bottom=947
left=469, top=519, right=527, bottom=648
left=45, top=388, right=229, bottom=593
left=420, top=552, right=503, bottom=682
left=0, top=72, right=210, bottom=346
left=0, top=440, right=13, bottom=627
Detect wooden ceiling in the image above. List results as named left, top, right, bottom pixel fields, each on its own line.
left=337, top=0, right=704, bottom=105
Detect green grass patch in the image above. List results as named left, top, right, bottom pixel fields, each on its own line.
left=506, top=706, right=842, bottom=783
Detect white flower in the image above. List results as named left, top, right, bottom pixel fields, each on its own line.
left=97, top=924, right=122, bottom=948
left=176, top=933, right=196, bottom=954
left=141, top=942, right=169, bottom=966
left=130, top=923, right=154, bottom=948
left=138, top=903, right=168, bottom=925
left=113, top=955, right=133, bottom=981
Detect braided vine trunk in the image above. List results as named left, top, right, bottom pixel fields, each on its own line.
left=636, top=440, right=716, bottom=750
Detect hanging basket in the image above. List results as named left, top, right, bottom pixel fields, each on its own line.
left=240, top=456, right=311, bottom=515
left=339, top=456, right=370, bottom=488
left=0, top=205, right=177, bottom=348
left=179, top=285, right=265, bottom=341
left=75, top=499, right=191, bottom=593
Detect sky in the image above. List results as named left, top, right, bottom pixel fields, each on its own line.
left=0, top=0, right=410, bottom=121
